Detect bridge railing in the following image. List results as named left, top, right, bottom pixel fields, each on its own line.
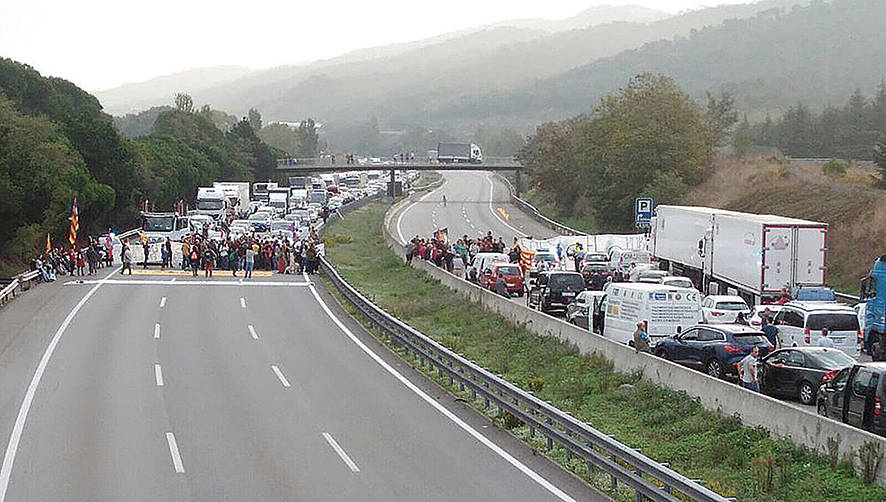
left=319, top=251, right=733, bottom=502
left=276, top=156, right=522, bottom=169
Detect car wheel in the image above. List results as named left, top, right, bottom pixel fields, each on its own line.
left=654, top=348, right=669, bottom=360
left=706, top=359, right=724, bottom=379
left=817, top=401, right=827, bottom=416
left=798, top=381, right=815, bottom=406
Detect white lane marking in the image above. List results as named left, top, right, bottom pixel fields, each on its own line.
left=65, top=280, right=311, bottom=287
left=159, top=296, right=167, bottom=308
left=240, top=297, right=247, bottom=308
left=0, top=266, right=120, bottom=502
left=322, top=432, right=360, bottom=473
left=165, top=432, right=185, bottom=473
left=306, top=278, right=576, bottom=502
left=486, top=174, right=526, bottom=237
left=271, top=365, right=291, bottom=388
left=170, top=278, right=177, bottom=283
left=154, top=364, right=164, bottom=386
left=396, top=178, right=448, bottom=244
left=248, top=325, right=259, bottom=340
left=154, top=324, right=161, bottom=339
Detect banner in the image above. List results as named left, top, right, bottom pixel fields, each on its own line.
left=68, top=197, right=79, bottom=246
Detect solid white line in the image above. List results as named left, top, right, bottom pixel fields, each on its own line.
left=396, top=178, right=448, bottom=244
left=271, top=365, right=291, bottom=388
left=65, top=279, right=311, bottom=287
left=240, top=297, right=247, bottom=308
left=154, top=364, right=164, bottom=386
left=154, top=323, right=161, bottom=339
left=322, top=432, right=360, bottom=473
left=248, top=325, right=259, bottom=340
left=165, top=432, right=185, bottom=473
left=305, top=278, right=575, bottom=502
left=159, top=296, right=167, bottom=308
left=487, top=174, right=526, bottom=237
left=0, top=266, right=120, bottom=502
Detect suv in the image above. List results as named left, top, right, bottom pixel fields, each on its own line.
left=772, top=302, right=862, bottom=359
left=817, top=363, right=886, bottom=436
left=528, top=271, right=585, bottom=314
left=654, top=324, right=772, bottom=379
left=479, top=263, right=525, bottom=296
left=701, top=295, right=751, bottom=324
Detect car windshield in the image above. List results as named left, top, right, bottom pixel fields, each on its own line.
left=549, top=274, right=585, bottom=289
left=715, top=301, right=748, bottom=310
left=497, top=266, right=521, bottom=275
left=583, top=265, right=608, bottom=272
left=248, top=214, right=268, bottom=221
left=196, top=200, right=223, bottom=210
left=535, top=254, right=555, bottom=263
left=271, top=222, right=292, bottom=230
left=732, top=333, right=769, bottom=344
left=812, top=350, right=856, bottom=369
left=585, top=253, right=607, bottom=262
left=806, top=313, right=859, bottom=331
left=665, top=279, right=693, bottom=288
left=142, top=215, right=174, bottom=232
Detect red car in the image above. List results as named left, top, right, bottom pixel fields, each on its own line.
left=479, top=264, right=525, bottom=296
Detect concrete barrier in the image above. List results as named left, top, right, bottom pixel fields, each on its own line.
left=382, top=199, right=886, bottom=486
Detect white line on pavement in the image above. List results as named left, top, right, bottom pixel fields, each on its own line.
left=271, top=365, right=291, bottom=388
left=240, top=297, right=246, bottom=308
left=487, top=174, right=526, bottom=238
left=65, top=279, right=311, bottom=287
left=305, top=277, right=576, bottom=502
left=248, top=325, right=259, bottom=340
left=154, top=324, right=161, bottom=339
left=322, top=432, right=360, bottom=473
left=165, top=432, right=185, bottom=473
left=396, top=178, right=448, bottom=244
left=0, top=266, right=120, bottom=502
left=154, top=364, right=164, bottom=386
left=159, top=296, right=166, bottom=308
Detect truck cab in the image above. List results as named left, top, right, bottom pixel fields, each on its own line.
left=860, top=256, right=886, bottom=360
left=195, top=187, right=228, bottom=220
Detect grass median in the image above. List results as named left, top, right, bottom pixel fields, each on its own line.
left=323, top=201, right=885, bottom=501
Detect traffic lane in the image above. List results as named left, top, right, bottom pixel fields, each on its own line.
left=458, top=171, right=557, bottom=241
left=4, top=282, right=187, bottom=502
left=244, top=278, right=606, bottom=502
left=157, top=283, right=360, bottom=501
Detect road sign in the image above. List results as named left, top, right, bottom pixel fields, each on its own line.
left=635, top=197, right=653, bottom=227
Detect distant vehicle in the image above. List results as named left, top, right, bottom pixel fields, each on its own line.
left=528, top=251, right=559, bottom=283
left=634, top=269, right=669, bottom=284
left=817, top=362, right=886, bottom=436
left=609, top=249, right=652, bottom=280
left=288, top=176, right=307, bottom=190
left=760, top=347, right=855, bottom=405
left=252, top=182, right=278, bottom=202
left=701, top=295, right=751, bottom=324
left=310, top=189, right=327, bottom=205
left=581, top=252, right=609, bottom=267
left=528, top=271, right=586, bottom=314
left=600, top=282, right=702, bottom=346
left=580, top=263, right=610, bottom=290
left=213, top=182, right=250, bottom=214
left=194, top=187, right=227, bottom=220
left=859, top=256, right=886, bottom=360
left=747, top=305, right=784, bottom=327
left=793, top=286, right=837, bottom=303
left=652, top=205, right=828, bottom=305
left=140, top=212, right=190, bottom=242
left=660, top=276, right=695, bottom=289
left=469, top=252, right=509, bottom=281
left=654, top=324, right=772, bottom=379
left=267, top=188, right=290, bottom=216
left=479, top=263, right=525, bottom=296
left=772, top=301, right=862, bottom=359
left=566, top=290, right=607, bottom=331
left=436, top=143, right=483, bottom=164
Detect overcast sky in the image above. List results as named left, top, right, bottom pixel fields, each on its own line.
left=1, top=0, right=752, bottom=91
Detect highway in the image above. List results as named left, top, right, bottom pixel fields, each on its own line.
left=0, top=267, right=605, bottom=501
left=395, top=171, right=558, bottom=246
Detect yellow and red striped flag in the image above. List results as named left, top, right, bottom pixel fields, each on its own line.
left=68, top=198, right=79, bottom=246
left=45, top=233, right=51, bottom=253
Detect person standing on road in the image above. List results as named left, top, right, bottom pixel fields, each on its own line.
left=761, top=315, right=779, bottom=349
left=816, top=327, right=835, bottom=348
left=495, top=271, right=510, bottom=298
left=245, top=244, right=255, bottom=279
left=739, top=346, right=761, bottom=392
left=405, top=238, right=415, bottom=264
left=573, top=243, right=583, bottom=272
left=121, top=244, right=133, bottom=275
left=632, top=321, right=650, bottom=354
left=140, top=233, right=150, bottom=269
left=442, top=194, right=447, bottom=207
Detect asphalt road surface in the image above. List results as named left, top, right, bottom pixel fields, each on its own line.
left=395, top=171, right=558, bottom=246
left=0, top=267, right=606, bottom=501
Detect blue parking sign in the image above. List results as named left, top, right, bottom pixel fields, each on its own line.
left=635, top=197, right=653, bottom=227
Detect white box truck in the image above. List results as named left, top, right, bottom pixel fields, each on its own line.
left=213, top=182, right=250, bottom=215
left=652, top=205, right=828, bottom=304
left=194, top=187, right=228, bottom=220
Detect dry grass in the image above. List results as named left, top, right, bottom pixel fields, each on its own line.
left=686, top=157, right=886, bottom=294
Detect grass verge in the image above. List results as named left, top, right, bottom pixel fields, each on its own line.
left=323, top=201, right=885, bottom=501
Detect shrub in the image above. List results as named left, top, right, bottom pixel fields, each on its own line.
left=858, top=440, right=884, bottom=485
left=822, top=158, right=848, bottom=177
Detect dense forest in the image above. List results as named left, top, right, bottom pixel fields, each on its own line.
left=0, top=58, right=285, bottom=271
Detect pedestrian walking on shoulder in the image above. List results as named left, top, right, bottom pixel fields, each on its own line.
left=121, top=245, right=133, bottom=275
left=739, top=346, right=761, bottom=392
left=632, top=321, right=650, bottom=354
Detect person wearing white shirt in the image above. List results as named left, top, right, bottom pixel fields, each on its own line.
left=816, top=327, right=835, bottom=348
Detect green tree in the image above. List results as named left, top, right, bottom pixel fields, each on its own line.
left=248, top=108, right=262, bottom=132
left=875, top=142, right=886, bottom=187
left=705, top=90, right=739, bottom=149
left=295, top=119, right=320, bottom=157
left=733, top=115, right=753, bottom=158
left=174, top=92, right=194, bottom=113
left=258, top=122, right=301, bottom=156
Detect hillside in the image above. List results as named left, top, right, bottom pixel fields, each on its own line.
left=96, top=0, right=805, bottom=148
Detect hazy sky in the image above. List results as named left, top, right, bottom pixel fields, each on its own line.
left=1, top=0, right=752, bottom=91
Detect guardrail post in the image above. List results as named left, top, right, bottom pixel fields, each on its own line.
left=546, top=418, right=553, bottom=451
left=484, top=382, right=490, bottom=409
left=587, top=440, right=595, bottom=475
left=660, top=462, right=671, bottom=495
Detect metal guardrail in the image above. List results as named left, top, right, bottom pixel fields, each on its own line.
left=495, top=175, right=587, bottom=237
left=835, top=291, right=861, bottom=304
left=0, top=279, right=20, bottom=306
left=320, top=253, right=732, bottom=502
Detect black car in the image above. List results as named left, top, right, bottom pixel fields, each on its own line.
left=528, top=271, right=586, bottom=314
left=760, top=347, right=856, bottom=405
left=580, top=263, right=610, bottom=290
left=817, top=362, right=886, bottom=436
left=654, top=324, right=772, bottom=379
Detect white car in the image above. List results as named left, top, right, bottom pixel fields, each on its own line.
left=701, top=295, right=751, bottom=324
left=660, top=276, right=695, bottom=289
left=772, top=301, right=861, bottom=359
left=747, top=305, right=783, bottom=327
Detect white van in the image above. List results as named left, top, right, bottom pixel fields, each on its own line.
left=772, top=301, right=861, bottom=359
left=469, top=253, right=510, bottom=280
left=609, top=249, right=652, bottom=278
left=601, top=283, right=702, bottom=346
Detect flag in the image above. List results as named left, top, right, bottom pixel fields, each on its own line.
left=68, top=197, right=79, bottom=246
left=433, top=227, right=448, bottom=244
left=520, top=246, right=535, bottom=274
left=45, top=233, right=51, bottom=253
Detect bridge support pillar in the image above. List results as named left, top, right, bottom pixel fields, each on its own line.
left=514, top=170, right=522, bottom=197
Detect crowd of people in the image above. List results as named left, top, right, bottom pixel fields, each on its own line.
left=120, top=229, right=325, bottom=278
left=30, top=235, right=116, bottom=282
left=404, top=231, right=520, bottom=280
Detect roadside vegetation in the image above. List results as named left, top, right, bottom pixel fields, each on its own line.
left=323, top=201, right=885, bottom=501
